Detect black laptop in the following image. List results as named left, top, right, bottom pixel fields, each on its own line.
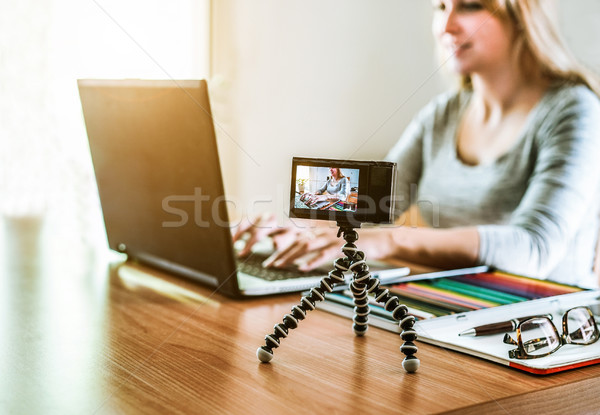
left=78, top=79, right=409, bottom=297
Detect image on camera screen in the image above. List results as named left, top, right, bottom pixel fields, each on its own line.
left=294, top=165, right=359, bottom=212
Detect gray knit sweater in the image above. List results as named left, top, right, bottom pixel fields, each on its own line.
left=385, top=85, right=600, bottom=287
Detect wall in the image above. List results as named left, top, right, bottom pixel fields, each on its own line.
left=210, top=0, right=600, bottom=223
left=560, top=0, right=600, bottom=69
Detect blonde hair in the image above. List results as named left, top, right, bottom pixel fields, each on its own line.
left=461, top=0, right=600, bottom=96
left=330, top=167, right=345, bottom=180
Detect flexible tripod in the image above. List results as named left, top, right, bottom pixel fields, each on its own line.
left=256, top=222, right=420, bottom=373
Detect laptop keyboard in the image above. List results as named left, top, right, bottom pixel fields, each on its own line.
left=236, top=254, right=327, bottom=281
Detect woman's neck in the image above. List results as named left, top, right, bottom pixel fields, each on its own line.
left=469, top=61, right=548, bottom=121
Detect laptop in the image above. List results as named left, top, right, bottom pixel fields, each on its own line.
left=78, top=79, right=409, bottom=297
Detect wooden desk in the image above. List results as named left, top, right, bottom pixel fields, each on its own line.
left=2, top=251, right=600, bottom=415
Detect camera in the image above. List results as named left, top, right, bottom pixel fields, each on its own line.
left=289, top=157, right=397, bottom=225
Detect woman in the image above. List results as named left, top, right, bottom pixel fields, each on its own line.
left=299, top=167, right=350, bottom=209
left=235, top=0, right=600, bottom=287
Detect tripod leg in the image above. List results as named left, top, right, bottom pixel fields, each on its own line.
left=339, top=230, right=370, bottom=336
left=349, top=280, right=369, bottom=336
left=366, top=278, right=420, bottom=373
left=339, top=227, right=419, bottom=372
left=256, top=260, right=348, bottom=363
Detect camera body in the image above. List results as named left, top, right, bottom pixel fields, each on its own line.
left=289, top=157, right=397, bottom=225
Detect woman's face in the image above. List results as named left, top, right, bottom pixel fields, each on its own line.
left=432, top=0, right=516, bottom=76
left=330, top=168, right=340, bottom=178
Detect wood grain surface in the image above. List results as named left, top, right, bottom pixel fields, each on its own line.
left=2, top=250, right=600, bottom=414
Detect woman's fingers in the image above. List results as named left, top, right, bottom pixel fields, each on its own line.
left=271, top=228, right=301, bottom=252
left=265, top=238, right=316, bottom=268
left=298, top=245, right=340, bottom=271
left=234, top=214, right=279, bottom=256
left=240, top=229, right=269, bottom=257
left=232, top=214, right=268, bottom=242
left=265, top=230, right=338, bottom=270
left=231, top=217, right=252, bottom=242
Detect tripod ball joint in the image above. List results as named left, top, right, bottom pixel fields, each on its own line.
left=402, top=356, right=420, bottom=373
left=257, top=346, right=274, bottom=363
left=334, top=257, right=350, bottom=272
left=352, top=315, right=369, bottom=336
left=340, top=228, right=359, bottom=243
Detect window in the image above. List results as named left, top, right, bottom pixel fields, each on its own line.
left=0, top=0, right=210, bottom=261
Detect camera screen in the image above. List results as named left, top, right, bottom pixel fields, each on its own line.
left=294, top=165, right=360, bottom=212
left=290, top=157, right=396, bottom=224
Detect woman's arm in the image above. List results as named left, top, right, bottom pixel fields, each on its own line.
left=476, top=87, right=600, bottom=278
left=385, top=226, right=480, bottom=269
left=320, top=179, right=348, bottom=202
left=270, top=223, right=480, bottom=272
left=336, top=178, right=349, bottom=202
left=314, top=181, right=328, bottom=195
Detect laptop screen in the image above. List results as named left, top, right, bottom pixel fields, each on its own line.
left=78, top=79, right=241, bottom=296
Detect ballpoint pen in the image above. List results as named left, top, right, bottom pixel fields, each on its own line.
left=458, top=314, right=553, bottom=337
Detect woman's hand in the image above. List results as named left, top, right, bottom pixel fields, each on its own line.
left=300, top=192, right=328, bottom=206
left=262, top=227, right=341, bottom=271
left=264, top=227, right=393, bottom=271
left=232, top=213, right=300, bottom=257
left=233, top=214, right=397, bottom=272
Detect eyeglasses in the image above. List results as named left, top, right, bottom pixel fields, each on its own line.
left=503, top=306, right=600, bottom=359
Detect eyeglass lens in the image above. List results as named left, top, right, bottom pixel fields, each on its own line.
left=519, top=317, right=560, bottom=356
left=566, top=307, right=597, bottom=344
left=518, top=307, right=599, bottom=358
